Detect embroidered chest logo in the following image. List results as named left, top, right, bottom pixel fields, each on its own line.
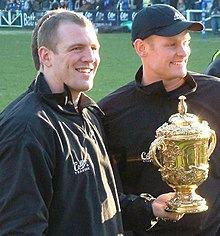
left=73, top=159, right=90, bottom=175
left=70, top=147, right=91, bottom=175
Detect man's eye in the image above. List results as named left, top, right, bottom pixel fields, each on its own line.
left=169, top=43, right=176, bottom=47
left=73, top=47, right=81, bottom=51
left=91, top=44, right=99, bottom=51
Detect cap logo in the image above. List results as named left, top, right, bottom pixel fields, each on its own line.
left=174, top=12, right=185, bottom=21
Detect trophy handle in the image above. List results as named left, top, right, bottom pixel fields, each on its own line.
left=149, top=137, right=167, bottom=169
left=207, top=130, right=217, bottom=158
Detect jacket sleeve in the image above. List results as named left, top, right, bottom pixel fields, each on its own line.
left=205, top=58, right=220, bottom=78
left=119, top=192, right=158, bottom=232
left=108, top=153, right=158, bottom=232
left=0, top=136, right=54, bottom=235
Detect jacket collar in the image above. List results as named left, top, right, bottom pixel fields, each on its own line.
left=31, top=72, right=102, bottom=113
left=135, top=66, right=197, bottom=98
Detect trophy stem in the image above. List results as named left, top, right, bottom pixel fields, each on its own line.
left=165, top=185, right=208, bottom=214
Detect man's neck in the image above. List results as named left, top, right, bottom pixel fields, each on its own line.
left=164, top=77, right=185, bottom=92
left=141, top=76, right=185, bottom=92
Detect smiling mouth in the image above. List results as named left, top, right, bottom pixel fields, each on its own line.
left=173, top=62, right=184, bottom=65
left=76, top=68, right=93, bottom=73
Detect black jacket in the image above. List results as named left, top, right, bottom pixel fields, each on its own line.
left=98, top=66, right=220, bottom=236
left=0, top=73, right=124, bottom=235
left=205, top=56, right=220, bottom=78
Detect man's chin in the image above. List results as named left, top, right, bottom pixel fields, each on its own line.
left=176, top=70, right=187, bottom=79
left=82, top=84, right=94, bottom=92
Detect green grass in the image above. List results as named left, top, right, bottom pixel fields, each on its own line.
left=0, top=28, right=219, bottom=110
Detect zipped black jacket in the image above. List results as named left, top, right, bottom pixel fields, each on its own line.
left=0, top=73, right=124, bottom=236
left=98, top=66, right=220, bottom=236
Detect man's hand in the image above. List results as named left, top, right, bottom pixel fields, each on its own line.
left=152, top=193, right=184, bottom=221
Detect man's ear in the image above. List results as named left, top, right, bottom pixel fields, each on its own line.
left=133, top=39, right=148, bottom=57
left=38, top=46, right=52, bottom=67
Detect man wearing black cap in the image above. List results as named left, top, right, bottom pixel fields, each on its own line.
left=98, top=4, right=220, bottom=236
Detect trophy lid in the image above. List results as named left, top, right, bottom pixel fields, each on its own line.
left=156, top=96, right=211, bottom=138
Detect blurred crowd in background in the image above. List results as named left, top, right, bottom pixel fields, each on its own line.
left=0, top=0, right=220, bottom=36
left=0, top=0, right=215, bottom=15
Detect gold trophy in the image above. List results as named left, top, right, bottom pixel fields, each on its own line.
left=142, top=96, right=216, bottom=214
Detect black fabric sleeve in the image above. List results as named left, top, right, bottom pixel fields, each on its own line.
left=119, top=192, right=156, bottom=232
left=0, top=136, right=54, bottom=235
left=205, top=57, right=220, bottom=78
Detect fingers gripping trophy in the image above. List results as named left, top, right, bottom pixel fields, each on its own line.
left=142, top=96, right=216, bottom=214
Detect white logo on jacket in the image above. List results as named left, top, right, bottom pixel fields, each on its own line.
left=73, top=159, right=90, bottom=175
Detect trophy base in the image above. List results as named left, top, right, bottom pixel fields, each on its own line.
left=165, top=194, right=208, bottom=214
left=165, top=204, right=208, bottom=214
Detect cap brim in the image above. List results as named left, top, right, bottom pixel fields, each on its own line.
left=155, top=21, right=204, bottom=37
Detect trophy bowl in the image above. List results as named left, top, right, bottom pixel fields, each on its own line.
left=142, top=96, right=216, bottom=214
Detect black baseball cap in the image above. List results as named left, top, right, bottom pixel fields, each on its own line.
left=131, top=4, right=204, bottom=42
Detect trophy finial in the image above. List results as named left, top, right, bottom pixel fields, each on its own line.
left=178, top=95, right=187, bottom=116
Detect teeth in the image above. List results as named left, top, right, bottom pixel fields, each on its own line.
left=77, top=68, right=92, bottom=73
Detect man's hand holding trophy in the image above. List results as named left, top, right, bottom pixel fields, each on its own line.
left=142, top=96, right=216, bottom=214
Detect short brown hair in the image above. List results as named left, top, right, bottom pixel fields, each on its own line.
left=38, top=10, right=94, bottom=53
left=32, top=10, right=59, bottom=71
left=32, top=10, right=94, bottom=70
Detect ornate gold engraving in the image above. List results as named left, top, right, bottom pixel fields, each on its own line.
left=142, top=96, right=216, bottom=214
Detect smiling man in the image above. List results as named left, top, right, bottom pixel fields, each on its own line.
left=98, top=4, right=220, bottom=236
left=0, top=11, right=123, bottom=235
left=0, top=9, right=185, bottom=236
